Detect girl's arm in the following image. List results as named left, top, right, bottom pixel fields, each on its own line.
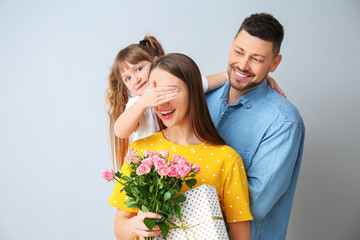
left=228, top=221, right=251, bottom=240
left=114, top=85, right=178, bottom=138
left=205, top=71, right=286, bottom=97
left=114, top=209, right=162, bottom=240
left=205, top=72, right=228, bottom=92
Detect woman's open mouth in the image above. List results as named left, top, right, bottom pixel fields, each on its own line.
left=160, top=109, right=176, bottom=119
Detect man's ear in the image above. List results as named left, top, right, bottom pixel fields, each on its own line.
left=270, top=54, right=282, bottom=72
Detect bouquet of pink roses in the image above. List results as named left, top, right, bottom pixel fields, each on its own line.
left=103, top=149, right=201, bottom=240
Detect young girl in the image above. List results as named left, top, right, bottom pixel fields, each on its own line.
left=109, top=53, right=252, bottom=240
left=106, top=35, right=285, bottom=171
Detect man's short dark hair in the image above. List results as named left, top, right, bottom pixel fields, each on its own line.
left=236, top=13, right=284, bottom=57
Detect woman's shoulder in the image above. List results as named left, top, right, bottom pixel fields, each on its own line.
left=201, top=143, right=241, bottom=159
left=130, top=131, right=163, bottom=147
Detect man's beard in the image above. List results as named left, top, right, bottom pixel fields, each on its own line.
left=227, top=68, right=267, bottom=92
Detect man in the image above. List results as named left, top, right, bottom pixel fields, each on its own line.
left=206, top=13, right=305, bottom=239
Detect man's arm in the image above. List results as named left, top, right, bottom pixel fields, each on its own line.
left=246, top=121, right=304, bottom=219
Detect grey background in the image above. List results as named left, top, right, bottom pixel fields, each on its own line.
left=1, top=0, right=359, bottom=239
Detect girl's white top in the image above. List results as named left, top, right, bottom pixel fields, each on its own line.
left=125, top=96, right=160, bottom=143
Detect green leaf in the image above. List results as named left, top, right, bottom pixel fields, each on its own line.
left=185, top=179, right=197, bottom=188
left=158, top=222, right=169, bottom=238
left=164, top=191, right=172, bottom=202
left=167, top=220, right=177, bottom=229
left=175, top=204, right=181, bottom=219
left=175, top=182, right=183, bottom=192
left=133, top=187, right=140, bottom=194
left=167, top=211, right=173, bottom=220
left=170, top=189, right=176, bottom=197
left=141, top=205, right=150, bottom=213
left=149, top=185, right=154, bottom=193
left=144, top=218, right=156, bottom=232
left=121, top=176, right=134, bottom=182
left=143, top=198, right=149, bottom=207
left=175, top=194, right=186, bottom=203
left=161, top=204, right=170, bottom=212
left=124, top=199, right=137, bottom=208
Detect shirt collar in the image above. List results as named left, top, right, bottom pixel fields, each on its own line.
left=220, top=79, right=268, bottom=108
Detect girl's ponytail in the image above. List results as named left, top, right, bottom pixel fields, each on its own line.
left=143, top=35, right=165, bottom=57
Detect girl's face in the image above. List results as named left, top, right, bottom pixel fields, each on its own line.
left=120, top=60, right=152, bottom=96
left=149, top=68, right=190, bottom=129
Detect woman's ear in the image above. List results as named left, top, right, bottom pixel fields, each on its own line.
left=154, top=56, right=159, bottom=60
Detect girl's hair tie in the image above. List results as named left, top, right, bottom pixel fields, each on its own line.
left=139, top=39, right=149, bottom=46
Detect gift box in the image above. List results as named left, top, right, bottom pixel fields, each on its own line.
left=155, top=184, right=229, bottom=240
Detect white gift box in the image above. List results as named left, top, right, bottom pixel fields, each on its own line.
left=155, top=184, right=229, bottom=240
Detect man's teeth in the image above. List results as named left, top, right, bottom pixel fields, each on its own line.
left=235, top=71, right=247, bottom=78
left=161, top=110, right=175, bottom=115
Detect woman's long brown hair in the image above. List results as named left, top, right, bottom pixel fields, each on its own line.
left=105, top=36, right=165, bottom=171
left=149, top=53, right=226, bottom=146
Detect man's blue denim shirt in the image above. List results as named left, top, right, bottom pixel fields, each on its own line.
left=206, top=80, right=305, bottom=240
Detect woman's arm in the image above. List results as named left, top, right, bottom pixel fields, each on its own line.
left=228, top=221, right=251, bottom=240
left=114, top=209, right=162, bottom=240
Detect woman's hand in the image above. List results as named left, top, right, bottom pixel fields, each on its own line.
left=267, top=75, right=286, bottom=98
left=114, top=209, right=162, bottom=240
left=130, top=212, right=162, bottom=240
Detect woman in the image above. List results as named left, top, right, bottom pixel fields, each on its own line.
left=108, top=53, right=252, bottom=240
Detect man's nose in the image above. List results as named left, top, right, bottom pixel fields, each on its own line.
left=238, top=57, right=250, bottom=71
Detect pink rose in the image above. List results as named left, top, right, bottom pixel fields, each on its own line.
left=172, top=154, right=182, bottom=164
left=160, top=150, right=169, bottom=159
left=154, top=157, right=166, bottom=169
left=168, top=165, right=179, bottom=178
left=168, top=159, right=175, bottom=166
left=128, top=149, right=137, bottom=157
left=176, top=157, right=191, bottom=168
left=102, top=170, right=115, bottom=181
left=124, top=156, right=131, bottom=165
left=136, top=164, right=151, bottom=175
left=149, top=151, right=161, bottom=157
left=132, top=157, right=140, bottom=164
left=177, top=163, right=191, bottom=177
left=143, top=149, right=150, bottom=156
left=141, top=157, right=154, bottom=167
left=158, top=166, right=170, bottom=176
left=192, top=163, right=201, bottom=173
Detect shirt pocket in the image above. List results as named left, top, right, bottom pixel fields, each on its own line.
left=238, top=151, right=253, bottom=171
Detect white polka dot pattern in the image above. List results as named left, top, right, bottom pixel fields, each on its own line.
left=155, top=184, right=229, bottom=240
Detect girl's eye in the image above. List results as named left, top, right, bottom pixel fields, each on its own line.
left=125, top=76, right=131, bottom=82
left=136, top=67, right=142, bottom=72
